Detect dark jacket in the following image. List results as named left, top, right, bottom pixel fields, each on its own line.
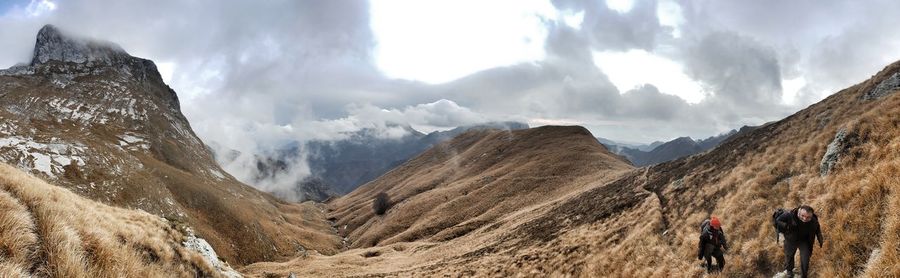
left=697, top=225, right=728, bottom=257
left=775, top=207, right=823, bottom=247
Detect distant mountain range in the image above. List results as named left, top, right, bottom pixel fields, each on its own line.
left=598, top=126, right=759, bottom=166
left=214, top=121, right=529, bottom=201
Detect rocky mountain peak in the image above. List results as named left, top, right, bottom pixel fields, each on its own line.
left=1, top=25, right=339, bottom=265
left=670, top=136, right=696, bottom=144
left=31, top=24, right=130, bottom=66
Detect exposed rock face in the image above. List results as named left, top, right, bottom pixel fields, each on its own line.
left=0, top=25, right=341, bottom=265
left=182, top=229, right=242, bottom=278
left=820, top=128, right=849, bottom=176
left=31, top=25, right=130, bottom=65
left=862, top=72, right=900, bottom=100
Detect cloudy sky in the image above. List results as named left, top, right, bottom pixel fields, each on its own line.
left=3, top=0, right=900, bottom=150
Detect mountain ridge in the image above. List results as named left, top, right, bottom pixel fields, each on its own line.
left=0, top=25, right=341, bottom=266
left=244, top=57, right=900, bottom=277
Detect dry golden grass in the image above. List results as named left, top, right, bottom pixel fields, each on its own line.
left=243, top=126, right=636, bottom=276
left=244, top=61, right=900, bottom=277
left=327, top=126, right=633, bottom=249
left=129, top=157, right=342, bottom=266
left=0, top=163, right=226, bottom=277
left=0, top=61, right=343, bottom=267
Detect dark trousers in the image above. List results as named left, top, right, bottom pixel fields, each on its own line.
left=703, top=243, right=725, bottom=273
left=784, top=240, right=813, bottom=278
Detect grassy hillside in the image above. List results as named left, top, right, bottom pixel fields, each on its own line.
left=244, top=61, right=900, bottom=277
left=328, top=126, right=634, bottom=249
left=0, top=163, right=224, bottom=277
left=244, top=126, right=635, bottom=277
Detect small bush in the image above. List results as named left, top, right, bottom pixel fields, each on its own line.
left=362, top=250, right=381, bottom=258
left=373, top=192, right=391, bottom=215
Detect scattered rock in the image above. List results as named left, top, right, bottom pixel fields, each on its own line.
left=182, top=228, right=242, bottom=278
left=820, top=128, right=849, bottom=176
left=862, top=72, right=900, bottom=100
left=0, top=64, right=34, bottom=76
left=862, top=248, right=882, bottom=275
left=772, top=269, right=799, bottom=278
left=670, top=178, right=685, bottom=192
left=815, top=111, right=831, bottom=130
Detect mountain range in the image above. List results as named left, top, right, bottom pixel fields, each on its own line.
left=599, top=126, right=758, bottom=166
left=214, top=121, right=528, bottom=201
left=2, top=25, right=900, bottom=277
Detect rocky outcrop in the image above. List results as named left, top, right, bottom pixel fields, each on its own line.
left=182, top=229, right=242, bottom=278
left=820, top=128, right=849, bottom=176
left=31, top=24, right=130, bottom=65
left=862, top=72, right=900, bottom=100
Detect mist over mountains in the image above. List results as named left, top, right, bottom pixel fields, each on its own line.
left=211, top=121, right=529, bottom=201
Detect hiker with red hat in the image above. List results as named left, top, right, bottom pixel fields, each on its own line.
left=697, top=216, right=729, bottom=273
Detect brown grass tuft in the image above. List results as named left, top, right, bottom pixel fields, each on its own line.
left=0, top=163, right=226, bottom=277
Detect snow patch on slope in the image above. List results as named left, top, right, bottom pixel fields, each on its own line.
left=0, top=136, right=87, bottom=178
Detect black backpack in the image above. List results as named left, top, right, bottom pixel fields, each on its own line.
left=772, top=208, right=788, bottom=241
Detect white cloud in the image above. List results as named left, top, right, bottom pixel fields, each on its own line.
left=657, top=0, right=684, bottom=38
left=560, top=10, right=584, bottom=30
left=3, top=0, right=900, bottom=147
left=605, top=0, right=634, bottom=13
left=781, top=76, right=805, bottom=105
left=370, top=0, right=555, bottom=84
left=593, top=49, right=706, bottom=103
left=343, top=99, right=488, bottom=134
left=26, top=0, right=55, bottom=17
left=156, top=61, right=175, bottom=85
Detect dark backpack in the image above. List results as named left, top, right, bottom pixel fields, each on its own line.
left=772, top=208, right=788, bottom=241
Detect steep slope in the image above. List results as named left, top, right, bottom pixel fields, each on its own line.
left=303, top=121, right=529, bottom=195
left=327, top=126, right=633, bottom=249
left=0, top=163, right=237, bottom=277
left=245, top=61, right=900, bottom=277
left=242, top=126, right=634, bottom=276
left=389, top=61, right=900, bottom=277
left=0, top=25, right=341, bottom=265
left=406, top=58, right=900, bottom=276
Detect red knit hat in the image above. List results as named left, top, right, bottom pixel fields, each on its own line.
left=710, top=217, right=721, bottom=229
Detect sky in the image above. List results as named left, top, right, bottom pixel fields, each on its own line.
left=3, top=0, right=900, bottom=148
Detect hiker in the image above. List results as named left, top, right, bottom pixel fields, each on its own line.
left=774, top=205, right=824, bottom=278
left=697, top=216, right=728, bottom=273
